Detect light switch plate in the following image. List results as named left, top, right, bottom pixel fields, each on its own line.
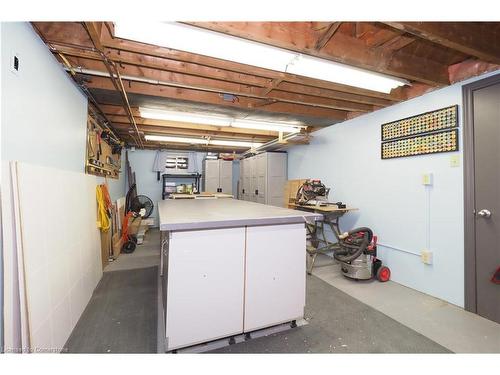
left=450, top=155, right=460, bottom=167
left=421, top=250, right=433, bottom=265
left=422, top=173, right=433, bottom=186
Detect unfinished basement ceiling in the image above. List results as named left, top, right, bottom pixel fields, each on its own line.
left=32, top=21, right=500, bottom=152
left=88, top=88, right=340, bottom=127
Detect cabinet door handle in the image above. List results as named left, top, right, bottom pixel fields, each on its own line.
left=255, top=189, right=258, bottom=195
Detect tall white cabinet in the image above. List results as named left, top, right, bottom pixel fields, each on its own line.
left=239, top=152, right=287, bottom=207
left=204, top=159, right=233, bottom=194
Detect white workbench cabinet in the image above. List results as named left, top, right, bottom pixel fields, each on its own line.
left=165, top=227, right=245, bottom=350
left=159, top=199, right=320, bottom=351
left=244, top=223, right=306, bottom=332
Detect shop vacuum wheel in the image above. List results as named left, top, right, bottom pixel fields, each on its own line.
left=376, top=266, right=391, bottom=282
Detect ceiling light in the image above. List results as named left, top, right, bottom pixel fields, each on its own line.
left=145, top=135, right=208, bottom=144
left=139, top=107, right=232, bottom=127
left=210, top=139, right=263, bottom=148
left=231, top=119, right=302, bottom=133
left=115, top=22, right=294, bottom=72
left=145, top=134, right=262, bottom=149
left=286, top=54, right=407, bottom=94
left=114, top=22, right=409, bottom=93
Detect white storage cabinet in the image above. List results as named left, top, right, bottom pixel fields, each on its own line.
left=239, top=152, right=287, bottom=206
left=204, top=159, right=233, bottom=194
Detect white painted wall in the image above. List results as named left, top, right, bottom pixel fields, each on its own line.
left=1, top=22, right=125, bottom=198
left=288, top=70, right=500, bottom=307
left=0, top=22, right=124, bottom=349
left=1, top=23, right=87, bottom=171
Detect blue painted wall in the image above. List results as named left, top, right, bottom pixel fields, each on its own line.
left=288, top=70, right=500, bottom=307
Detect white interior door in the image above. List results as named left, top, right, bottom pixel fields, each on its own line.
left=256, top=153, right=267, bottom=204
left=204, top=160, right=220, bottom=193
left=165, top=227, right=245, bottom=350
left=219, top=160, right=233, bottom=194
left=244, top=223, right=306, bottom=332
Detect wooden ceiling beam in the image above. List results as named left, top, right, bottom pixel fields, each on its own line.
left=121, top=135, right=251, bottom=152
left=57, top=46, right=395, bottom=106
left=66, top=57, right=374, bottom=112
left=275, top=82, right=394, bottom=107
left=315, top=22, right=341, bottom=50
left=383, top=22, right=500, bottom=65
left=85, top=75, right=348, bottom=120
left=378, top=34, right=416, bottom=52
left=112, top=123, right=275, bottom=142
left=101, top=113, right=279, bottom=138
left=187, top=22, right=450, bottom=86
left=83, top=22, right=104, bottom=51
left=97, top=27, right=403, bottom=102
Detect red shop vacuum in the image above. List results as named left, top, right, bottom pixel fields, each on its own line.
left=335, top=228, right=390, bottom=282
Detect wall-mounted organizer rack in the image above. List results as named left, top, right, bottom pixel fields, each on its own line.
left=86, top=111, right=122, bottom=178
left=381, top=129, right=459, bottom=159
left=381, top=105, right=458, bottom=142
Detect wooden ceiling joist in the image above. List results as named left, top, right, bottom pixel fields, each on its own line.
left=187, top=22, right=451, bottom=86
left=66, top=57, right=375, bottom=112
left=383, top=22, right=500, bottom=65
left=31, top=21, right=500, bottom=150
left=83, top=75, right=349, bottom=120
left=315, top=22, right=342, bottom=50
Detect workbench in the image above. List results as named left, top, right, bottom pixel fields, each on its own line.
left=290, top=204, right=358, bottom=274
left=158, top=198, right=320, bottom=351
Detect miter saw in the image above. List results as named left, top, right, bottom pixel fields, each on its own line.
left=295, top=179, right=331, bottom=206
left=295, top=179, right=390, bottom=282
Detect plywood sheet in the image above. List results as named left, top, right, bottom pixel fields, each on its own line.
left=15, top=162, right=102, bottom=352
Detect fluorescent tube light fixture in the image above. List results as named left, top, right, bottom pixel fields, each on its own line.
left=286, top=54, right=407, bottom=94
left=139, top=107, right=232, bottom=127
left=210, top=139, right=263, bottom=148
left=114, top=22, right=409, bottom=93
left=145, top=134, right=262, bottom=148
left=231, top=119, right=302, bottom=134
left=139, top=108, right=303, bottom=133
left=145, top=135, right=208, bottom=145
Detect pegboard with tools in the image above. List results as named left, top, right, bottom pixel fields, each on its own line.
left=381, top=105, right=458, bottom=142
left=381, top=129, right=459, bottom=159
left=86, top=112, right=123, bottom=178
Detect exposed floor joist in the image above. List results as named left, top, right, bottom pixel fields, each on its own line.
left=383, top=22, right=500, bottom=65
left=31, top=21, right=500, bottom=150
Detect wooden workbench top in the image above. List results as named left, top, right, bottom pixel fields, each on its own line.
left=159, top=199, right=321, bottom=231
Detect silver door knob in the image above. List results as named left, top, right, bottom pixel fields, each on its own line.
left=477, top=209, right=492, bottom=218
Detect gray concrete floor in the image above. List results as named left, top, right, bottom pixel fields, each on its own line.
left=104, top=229, right=161, bottom=272
left=312, top=254, right=500, bottom=353
left=94, top=229, right=500, bottom=353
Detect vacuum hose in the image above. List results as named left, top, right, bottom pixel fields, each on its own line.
left=334, top=227, right=373, bottom=263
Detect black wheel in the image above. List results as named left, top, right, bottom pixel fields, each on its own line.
left=228, top=337, right=236, bottom=345
left=130, top=235, right=138, bottom=244
left=290, top=320, right=297, bottom=328
left=122, top=240, right=136, bottom=254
